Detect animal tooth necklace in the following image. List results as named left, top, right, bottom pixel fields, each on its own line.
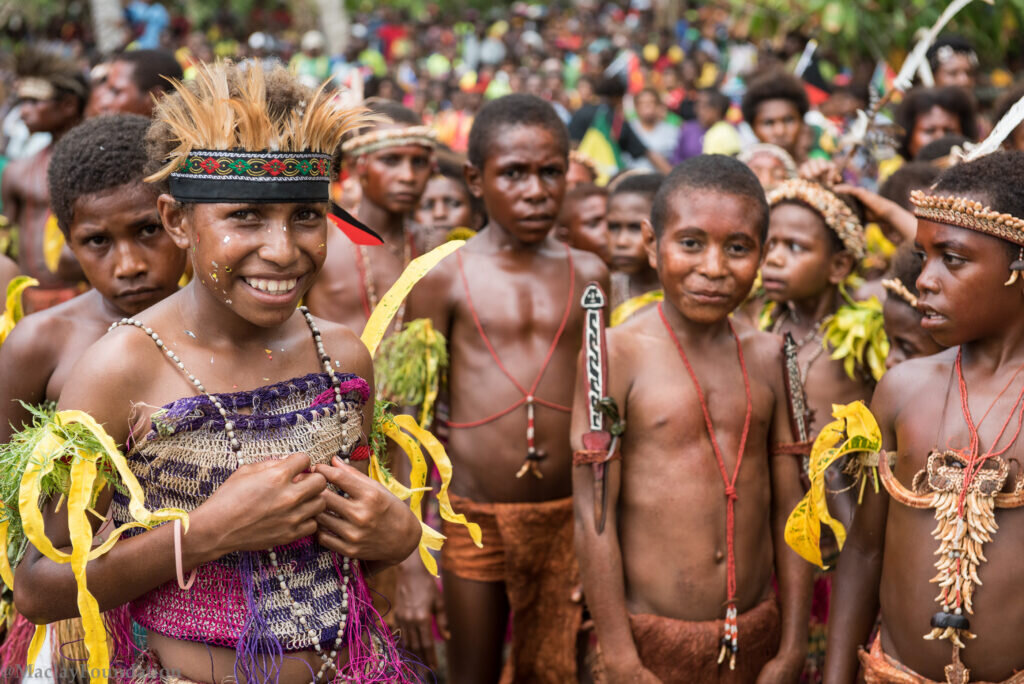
left=658, top=302, right=752, bottom=670
left=879, top=347, right=1024, bottom=683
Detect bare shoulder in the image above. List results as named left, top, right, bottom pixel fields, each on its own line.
left=873, top=347, right=955, bottom=420
left=607, top=305, right=661, bottom=374
left=735, top=322, right=786, bottom=382
left=305, top=315, right=374, bottom=381
left=568, top=246, right=609, bottom=284
left=1, top=308, right=66, bottom=372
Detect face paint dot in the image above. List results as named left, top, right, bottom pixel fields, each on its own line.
left=224, top=267, right=232, bottom=273
left=225, top=299, right=232, bottom=304
left=263, top=377, right=270, bottom=381
left=211, top=273, right=218, bottom=282
left=184, top=330, right=196, bottom=339
left=212, top=261, right=218, bottom=268
left=223, top=236, right=231, bottom=244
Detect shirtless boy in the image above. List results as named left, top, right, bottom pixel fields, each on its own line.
left=555, top=183, right=610, bottom=265
left=607, top=172, right=664, bottom=324
left=573, top=155, right=810, bottom=683
left=306, top=101, right=435, bottom=330
left=826, top=151, right=1024, bottom=684
left=2, top=50, right=89, bottom=312
left=399, top=93, right=608, bottom=683
left=0, top=114, right=184, bottom=443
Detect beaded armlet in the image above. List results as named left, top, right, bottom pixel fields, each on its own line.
left=784, top=401, right=883, bottom=569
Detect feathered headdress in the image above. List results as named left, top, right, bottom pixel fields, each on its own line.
left=146, top=61, right=383, bottom=245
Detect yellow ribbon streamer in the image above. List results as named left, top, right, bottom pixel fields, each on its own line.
left=361, top=240, right=463, bottom=358
left=610, top=290, right=663, bottom=327
left=0, top=275, right=39, bottom=346
left=784, top=401, right=882, bottom=569
left=26, top=624, right=46, bottom=667
left=43, top=214, right=64, bottom=274
left=14, top=411, right=188, bottom=681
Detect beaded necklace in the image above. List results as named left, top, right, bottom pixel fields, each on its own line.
left=109, top=306, right=353, bottom=682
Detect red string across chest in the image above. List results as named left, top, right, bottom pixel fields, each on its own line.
left=658, top=302, right=752, bottom=667
left=954, top=347, right=1024, bottom=517
left=447, top=244, right=576, bottom=433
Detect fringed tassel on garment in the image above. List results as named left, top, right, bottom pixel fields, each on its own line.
left=334, top=557, right=421, bottom=683
left=104, top=604, right=144, bottom=683
left=717, top=603, right=739, bottom=671
left=0, top=614, right=36, bottom=680
left=235, top=551, right=284, bottom=684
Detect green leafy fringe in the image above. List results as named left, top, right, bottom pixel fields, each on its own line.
left=374, top=318, right=448, bottom=428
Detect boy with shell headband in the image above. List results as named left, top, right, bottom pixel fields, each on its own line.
left=6, top=62, right=470, bottom=684
left=759, top=178, right=886, bottom=682
left=821, top=149, right=1024, bottom=684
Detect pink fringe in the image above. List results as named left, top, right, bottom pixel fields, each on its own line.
left=0, top=614, right=35, bottom=680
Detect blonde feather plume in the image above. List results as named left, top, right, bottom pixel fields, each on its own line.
left=144, top=61, right=369, bottom=185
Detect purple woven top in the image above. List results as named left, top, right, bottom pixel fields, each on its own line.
left=109, top=372, right=370, bottom=650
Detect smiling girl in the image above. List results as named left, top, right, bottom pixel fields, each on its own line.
left=12, top=63, right=423, bottom=683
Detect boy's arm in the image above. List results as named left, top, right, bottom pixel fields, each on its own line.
left=823, top=374, right=897, bottom=684
left=0, top=315, right=59, bottom=443
left=761, top=341, right=813, bottom=683
left=390, top=263, right=457, bottom=669
left=571, top=343, right=658, bottom=684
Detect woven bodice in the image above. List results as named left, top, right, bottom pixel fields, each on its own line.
left=109, top=372, right=370, bottom=649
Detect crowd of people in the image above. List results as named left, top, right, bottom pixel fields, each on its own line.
left=2, top=2, right=1024, bottom=684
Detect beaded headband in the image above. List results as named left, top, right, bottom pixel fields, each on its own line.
left=16, top=77, right=57, bottom=101
left=881, top=277, right=919, bottom=308
left=168, top=150, right=332, bottom=203
left=341, top=125, right=437, bottom=157
left=910, top=190, right=1024, bottom=247
left=767, top=179, right=866, bottom=259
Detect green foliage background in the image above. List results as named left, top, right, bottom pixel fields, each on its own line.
left=726, top=0, right=1024, bottom=66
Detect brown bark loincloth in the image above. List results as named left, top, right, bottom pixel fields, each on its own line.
left=859, top=635, right=1024, bottom=684
left=592, top=594, right=781, bottom=684
left=442, top=493, right=582, bottom=684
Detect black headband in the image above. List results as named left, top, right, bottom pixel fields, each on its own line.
left=167, top=150, right=332, bottom=203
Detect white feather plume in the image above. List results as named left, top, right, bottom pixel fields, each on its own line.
left=964, top=94, right=1024, bottom=161
left=893, top=0, right=990, bottom=92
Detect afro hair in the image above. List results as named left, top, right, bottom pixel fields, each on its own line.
left=15, top=48, right=88, bottom=113
left=896, top=87, right=978, bottom=160
left=610, top=172, right=664, bottom=201
left=879, top=162, right=941, bottom=211
left=112, top=49, right=183, bottom=94
left=48, top=114, right=154, bottom=237
left=741, top=70, right=809, bottom=126
left=467, top=94, right=569, bottom=170
left=930, top=150, right=1024, bottom=228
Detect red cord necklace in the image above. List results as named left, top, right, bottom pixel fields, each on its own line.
left=658, top=302, right=752, bottom=670
left=447, top=244, right=576, bottom=479
left=953, top=347, right=1024, bottom=517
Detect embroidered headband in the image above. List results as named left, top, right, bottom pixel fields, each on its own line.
left=910, top=190, right=1024, bottom=247
left=767, top=178, right=866, bottom=259
left=147, top=62, right=383, bottom=245
left=341, top=125, right=437, bottom=157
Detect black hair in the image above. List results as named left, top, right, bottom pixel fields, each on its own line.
left=367, top=99, right=422, bottom=126
left=699, top=88, right=731, bottom=119
left=887, top=246, right=924, bottom=303
left=879, top=162, right=940, bottom=211
left=896, top=87, right=978, bottom=159
left=594, top=74, right=627, bottom=100
left=49, top=114, right=154, bottom=237
left=467, top=94, right=569, bottom=169
left=650, top=155, right=769, bottom=241
left=15, top=48, right=89, bottom=115
left=926, top=35, right=976, bottom=72
left=931, top=150, right=1024, bottom=240
left=563, top=182, right=607, bottom=203
left=113, top=49, right=183, bottom=93
left=741, top=70, right=809, bottom=125
left=915, top=134, right=970, bottom=162
left=992, top=82, right=1024, bottom=130
left=610, top=172, right=664, bottom=201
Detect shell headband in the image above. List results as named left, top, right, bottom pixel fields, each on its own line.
left=767, top=179, right=866, bottom=259
left=341, top=125, right=437, bottom=158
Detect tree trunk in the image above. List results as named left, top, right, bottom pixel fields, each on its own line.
left=90, top=0, right=126, bottom=56
left=313, top=0, right=349, bottom=58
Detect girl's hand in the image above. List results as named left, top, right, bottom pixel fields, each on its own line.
left=395, top=560, right=447, bottom=670
left=313, top=457, right=421, bottom=565
left=193, top=452, right=328, bottom=556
